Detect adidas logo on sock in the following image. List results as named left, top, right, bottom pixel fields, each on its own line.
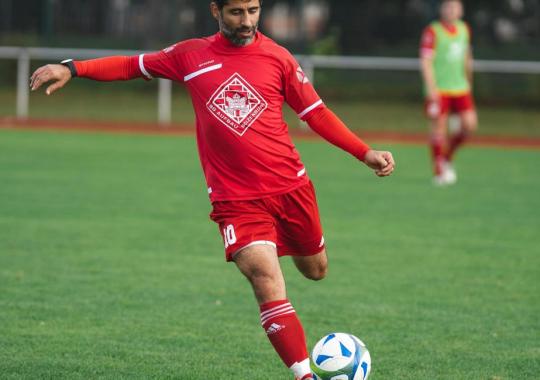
left=266, top=323, right=285, bottom=335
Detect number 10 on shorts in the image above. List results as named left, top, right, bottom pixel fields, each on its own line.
left=223, top=224, right=237, bottom=248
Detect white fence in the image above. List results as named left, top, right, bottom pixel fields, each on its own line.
left=1, top=46, right=540, bottom=124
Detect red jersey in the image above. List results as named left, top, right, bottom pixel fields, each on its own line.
left=140, top=32, right=325, bottom=202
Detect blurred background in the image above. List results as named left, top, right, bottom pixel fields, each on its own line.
left=0, top=0, right=539, bottom=134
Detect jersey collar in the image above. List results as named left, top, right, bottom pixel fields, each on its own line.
left=440, top=20, right=459, bottom=35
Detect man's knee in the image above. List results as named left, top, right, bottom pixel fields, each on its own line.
left=303, top=263, right=327, bottom=281
left=298, top=254, right=328, bottom=281
left=430, top=123, right=447, bottom=141
left=430, top=115, right=448, bottom=133
left=462, top=111, right=478, bottom=132
left=233, top=245, right=286, bottom=303
left=248, top=269, right=281, bottom=286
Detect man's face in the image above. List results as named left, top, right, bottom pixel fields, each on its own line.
left=211, top=0, right=261, bottom=46
left=440, top=1, right=463, bottom=23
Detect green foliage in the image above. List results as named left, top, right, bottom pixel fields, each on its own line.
left=308, top=28, right=341, bottom=55
left=1, top=130, right=539, bottom=379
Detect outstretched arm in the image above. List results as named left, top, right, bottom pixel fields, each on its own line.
left=30, top=55, right=142, bottom=95
left=305, top=107, right=395, bottom=177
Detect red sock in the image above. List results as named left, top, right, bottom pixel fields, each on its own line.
left=446, top=130, right=468, bottom=161
left=260, top=299, right=311, bottom=379
left=430, top=135, right=445, bottom=175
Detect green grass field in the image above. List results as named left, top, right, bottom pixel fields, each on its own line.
left=1, top=129, right=539, bottom=379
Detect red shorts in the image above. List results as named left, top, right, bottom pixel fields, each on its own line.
left=210, top=181, right=325, bottom=261
left=425, top=93, right=475, bottom=119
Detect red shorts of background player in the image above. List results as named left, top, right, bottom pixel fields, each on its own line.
left=210, top=181, right=325, bottom=262
left=425, top=92, right=475, bottom=119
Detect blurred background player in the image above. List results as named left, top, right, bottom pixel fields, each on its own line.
left=420, top=0, right=478, bottom=186
left=29, top=0, right=394, bottom=379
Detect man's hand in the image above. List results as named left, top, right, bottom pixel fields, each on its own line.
left=363, top=150, right=395, bottom=177
left=30, top=64, right=72, bottom=95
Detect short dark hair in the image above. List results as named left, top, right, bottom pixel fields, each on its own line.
left=212, top=0, right=263, bottom=11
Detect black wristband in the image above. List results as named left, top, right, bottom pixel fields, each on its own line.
left=60, top=59, right=78, bottom=78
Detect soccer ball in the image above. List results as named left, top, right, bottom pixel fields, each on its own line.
left=310, top=333, right=371, bottom=380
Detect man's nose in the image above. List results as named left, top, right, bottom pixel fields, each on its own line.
left=241, top=12, right=253, bottom=27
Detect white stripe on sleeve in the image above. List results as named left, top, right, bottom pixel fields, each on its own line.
left=298, top=99, right=323, bottom=119
left=139, top=54, right=153, bottom=80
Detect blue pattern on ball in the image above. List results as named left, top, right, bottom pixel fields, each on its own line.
left=315, top=354, right=333, bottom=366
left=323, top=334, right=336, bottom=344
left=340, top=342, right=352, bottom=358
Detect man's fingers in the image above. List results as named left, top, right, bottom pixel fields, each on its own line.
left=30, top=66, right=45, bottom=84
left=375, top=159, right=395, bottom=177
left=365, top=150, right=395, bottom=177
left=377, top=166, right=394, bottom=176
left=46, top=79, right=66, bottom=95
left=45, top=83, right=57, bottom=95
left=31, top=72, right=51, bottom=91
left=30, top=66, right=49, bottom=90
left=383, top=152, right=395, bottom=167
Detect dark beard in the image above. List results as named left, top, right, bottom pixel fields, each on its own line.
left=219, top=18, right=258, bottom=46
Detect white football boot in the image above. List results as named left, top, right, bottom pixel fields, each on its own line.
left=442, top=161, right=457, bottom=185
left=433, top=162, right=457, bottom=186
left=432, top=174, right=448, bottom=186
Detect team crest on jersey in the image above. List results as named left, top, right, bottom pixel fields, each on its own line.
left=296, top=67, right=309, bottom=84
left=206, top=73, right=268, bottom=136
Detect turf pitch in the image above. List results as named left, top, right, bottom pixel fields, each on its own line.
left=0, top=129, right=539, bottom=379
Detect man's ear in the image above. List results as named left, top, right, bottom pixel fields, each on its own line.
left=210, top=3, right=220, bottom=21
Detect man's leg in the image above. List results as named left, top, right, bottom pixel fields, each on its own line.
left=430, top=114, right=448, bottom=179
left=446, top=109, right=478, bottom=161
left=233, top=244, right=313, bottom=380
left=292, top=248, right=328, bottom=281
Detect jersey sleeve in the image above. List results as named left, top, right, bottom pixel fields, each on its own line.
left=306, top=107, right=371, bottom=161
left=420, top=26, right=436, bottom=58
left=139, top=42, right=188, bottom=82
left=74, top=56, right=142, bottom=81
left=281, top=51, right=325, bottom=121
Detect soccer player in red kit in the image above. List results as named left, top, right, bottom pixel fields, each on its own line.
left=420, top=0, right=478, bottom=186
left=30, top=1, right=395, bottom=378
